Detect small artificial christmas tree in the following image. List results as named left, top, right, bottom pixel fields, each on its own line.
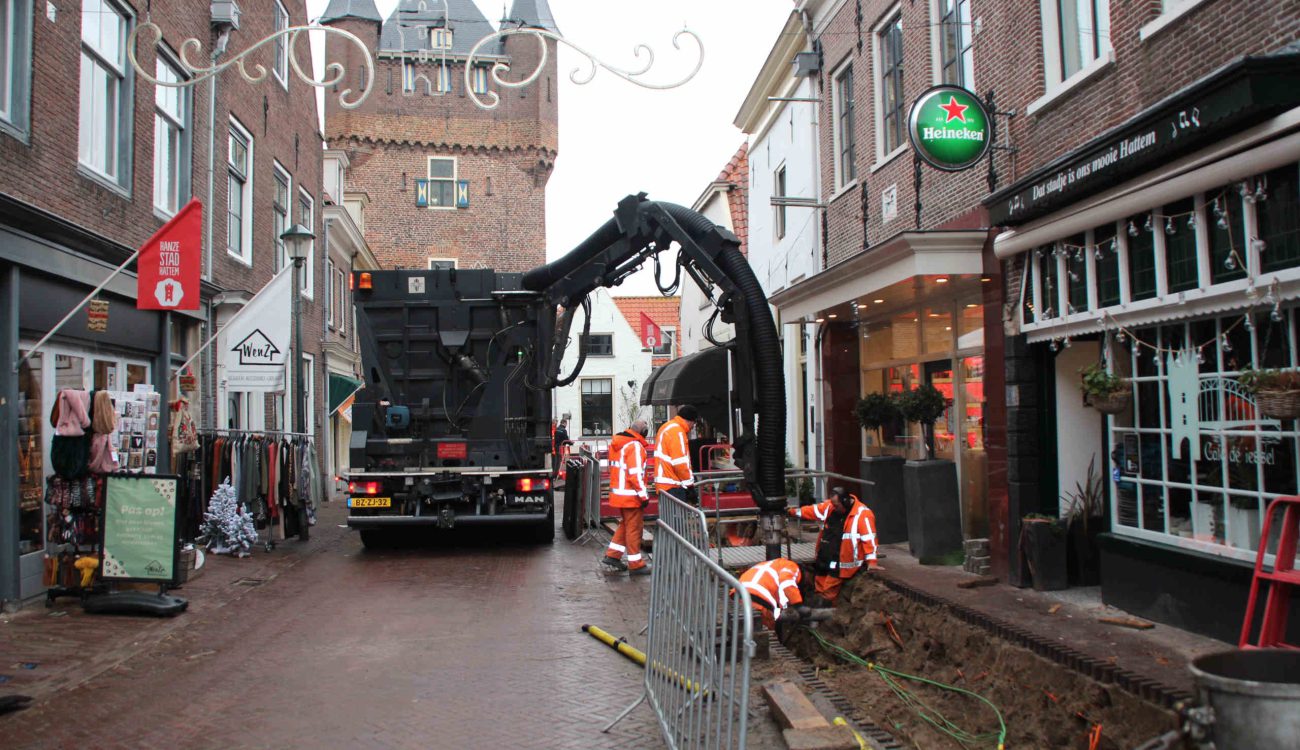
left=200, top=479, right=258, bottom=557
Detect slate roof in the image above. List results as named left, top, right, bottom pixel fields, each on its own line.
left=379, top=0, right=499, bottom=56
left=503, top=0, right=561, bottom=34
left=319, top=0, right=381, bottom=23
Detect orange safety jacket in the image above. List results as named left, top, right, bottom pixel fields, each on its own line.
left=608, top=430, right=650, bottom=508
left=737, top=559, right=803, bottom=617
left=654, top=416, right=694, bottom=492
left=791, top=496, right=878, bottom=578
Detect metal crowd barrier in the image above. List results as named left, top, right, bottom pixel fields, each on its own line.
left=605, top=491, right=755, bottom=750
left=567, top=448, right=603, bottom=545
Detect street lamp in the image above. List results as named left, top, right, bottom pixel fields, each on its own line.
left=280, top=223, right=314, bottom=541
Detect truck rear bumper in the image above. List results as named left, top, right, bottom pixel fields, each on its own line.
left=347, top=513, right=550, bottom=529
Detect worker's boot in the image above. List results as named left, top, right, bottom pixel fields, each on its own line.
left=629, top=565, right=651, bottom=577
left=601, top=556, right=628, bottom=573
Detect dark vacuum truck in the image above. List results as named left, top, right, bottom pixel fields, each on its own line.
left=344, top=268, right=556, bottom=547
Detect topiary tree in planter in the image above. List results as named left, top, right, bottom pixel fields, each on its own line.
left=855, top=392, right=900, bottom=456
left=898, top=385, right=950, bottom=460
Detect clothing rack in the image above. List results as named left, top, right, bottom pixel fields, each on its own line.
left=196, top=429, right=321, bottom=550
left=199, top=428, right=313, bottom=438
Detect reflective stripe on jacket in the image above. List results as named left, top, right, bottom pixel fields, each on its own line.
left=654, top=416, right=694, bottom=490
left=737, top=559, right=803, bottom=618
left=609, top=430, right=650, bottom=508
left=794, top=496, right=878, bottom=579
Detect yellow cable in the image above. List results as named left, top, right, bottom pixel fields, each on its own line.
left=832, top=717, right=868, bottom=750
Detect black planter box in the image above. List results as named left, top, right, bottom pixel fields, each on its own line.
left=1024, top=520, right=1069, bottom=591
left=1067, top=516, right=1104, bottom=586
left=902, top=459, right=962, bottom=560
left=862, top=456, right=907, bottom=544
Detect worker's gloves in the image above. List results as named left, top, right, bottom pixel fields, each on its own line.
left=683, top=486, right=699, bottom=505
left=639, top=494, right=650, bottom=508
left=786, top=605, right=812, bottom=622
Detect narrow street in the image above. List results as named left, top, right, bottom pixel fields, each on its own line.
left=2, top=501, right=671, bottom=749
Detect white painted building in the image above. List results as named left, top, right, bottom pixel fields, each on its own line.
left=734, top=9, right=823, bottom=473
left=553, top=288, right=655, bottom=449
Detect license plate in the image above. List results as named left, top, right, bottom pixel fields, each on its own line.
left=351, top=497, right=391, bottom=508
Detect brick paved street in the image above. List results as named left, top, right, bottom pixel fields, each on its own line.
left=1, top=500, right=790, bottom=749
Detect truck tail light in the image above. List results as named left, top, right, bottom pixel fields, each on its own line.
left=348, top=480, right=382, bottom=495
left=516, top=477, right=551, bottom=493
left=359, top=272, right=372, bottom=290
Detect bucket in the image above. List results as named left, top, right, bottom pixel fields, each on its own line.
left=1189, top=649, right=1300, bottom=749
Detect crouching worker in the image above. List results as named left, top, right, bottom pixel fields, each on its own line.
left=788, top=487, right=878, bottom=606
left=603, top=419, right=652, bottom=576
left=734, top=558, right=810, bottom=631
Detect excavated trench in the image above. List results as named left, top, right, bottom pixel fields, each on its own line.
left=780, top=575, right=1179, bottom=749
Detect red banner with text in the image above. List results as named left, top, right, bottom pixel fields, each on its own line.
left=640, top=312, right=663, bottom=350
left=137, top=199, right=202, bottom=311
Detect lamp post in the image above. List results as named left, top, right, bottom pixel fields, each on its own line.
left=281, top=223, right=314, bottom=541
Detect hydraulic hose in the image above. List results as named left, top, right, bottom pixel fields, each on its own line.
left=656, top=203, right=787, bottom=509
left=522, top=218, right=622, bottom=292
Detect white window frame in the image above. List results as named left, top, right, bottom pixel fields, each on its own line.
left=78, top=0, right=133, bottom=190
left=297, top=188, right=315, bottom=299
left=226, top=117, right=254, bottom=266
left=873, top=7, right=907, bottom=165
left=436, top=64, right=452, bottom=93
left=580, top=377, right=614, bottom=438
left=325, top=258, right=335, bottom=329
left=336, top=266, right=347, bottom=335
left=272, top=161, right=291, bottom=272
left=273, top=0, right=289, bottom=87
left=470, top=65, right=488, bottom=95
left=774, top=163, right=787, bottom=240
left=152, top=48, right=191, bottom=217
left=1139, top=0, right=1212, bottom=42
left=830, top=58, right=857, bottom=191
left=303, top=353, right=316, bottom=432
left=0, top=0, right=33, bottom=140
left=1030, top=0, right=1113, bottom=115
left=931, top=0, right=974, bottom=89
left=427, top=257, right=458, bottom=269
left=432, top=28, right=453, bottom=49
left=402, top=59, right=416, bottom=93
left=426, top=156, right=457, bottom=210
left=651, top=327, right=676, bottom=358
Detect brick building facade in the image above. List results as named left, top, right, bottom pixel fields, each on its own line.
left=321, top=0, right=558, bottom=271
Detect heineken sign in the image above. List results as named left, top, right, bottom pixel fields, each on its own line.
left=908, top=86, right=991, bottom=171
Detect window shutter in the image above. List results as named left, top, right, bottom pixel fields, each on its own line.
left=415, top=179, right=430, bottom=207
left=456, top=180, right=470, bottom=208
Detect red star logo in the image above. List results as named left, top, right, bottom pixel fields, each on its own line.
left=938, top=96, right=969, bottom=123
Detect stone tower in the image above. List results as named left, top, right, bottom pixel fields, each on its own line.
left=322, top=0, right=559, bottom=271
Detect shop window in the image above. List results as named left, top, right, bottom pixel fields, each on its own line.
left=1163, top=199, right=1198, bottom=293
left=17, top=352, right=43, bottom=556
left=126, top=363, right=148, bottom=390
left=1039, top=248, right=1059, bottom=318
left=1209, top=186, right=1248, bottom=284
left=958, top=301, right=983, bottom=350
left=1128, top=214, right=1157, bottom=301
left=1257, top=165, right=1300, bottom=273
left=1065, top=233, right=1088, bottom=313
left=922, top=307, right=951, bottom=354
left=580, top=378, right=612, bottom=437
left=1094, top=223, right=1120, bottom=307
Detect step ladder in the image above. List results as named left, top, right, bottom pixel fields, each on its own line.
left=1239, top=495, right=1300, bottom=649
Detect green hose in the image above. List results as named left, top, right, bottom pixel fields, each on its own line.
left=803, top=627, right=1008, bottom=750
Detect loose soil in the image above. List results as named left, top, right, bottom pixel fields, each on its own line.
left=784, top=575, right=1178, bottom=750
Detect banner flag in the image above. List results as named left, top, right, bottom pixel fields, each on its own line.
left=220, top=268, right=293, bottom=392
left=640, top=312, right=663, bottom=350
left=137, top=199, right=202, bottom=311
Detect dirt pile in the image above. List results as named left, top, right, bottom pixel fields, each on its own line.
left=784, top=575, right=1178, bottom=749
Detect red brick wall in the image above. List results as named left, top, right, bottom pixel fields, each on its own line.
left=323, top=21, right=556, bottom=270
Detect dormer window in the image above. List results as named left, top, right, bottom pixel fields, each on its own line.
left=432, top=28, right=453, bottom=49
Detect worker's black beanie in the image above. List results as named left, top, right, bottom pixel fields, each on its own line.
left=677, top=404, right=700, bottom=422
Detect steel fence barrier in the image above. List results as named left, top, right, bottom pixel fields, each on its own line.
left=605, top=491, right=755, bottom=749
left=567, top=449, right=603, bottom=545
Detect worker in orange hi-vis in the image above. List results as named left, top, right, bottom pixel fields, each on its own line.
left=788, top=487, right=878, bottom=606
left=602, top=419, right=652, bottom=576
left=735, top=558, right=809, bottom=630
left=654, top=405, right=699, bottom=505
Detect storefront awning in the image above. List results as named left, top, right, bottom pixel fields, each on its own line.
left=640, top=345, right=732, bottom=430
left=986, top=51, right=1300, bottom=237
left=768, top=230, right=989, bottom=320
left=328, top=373, right=364, bottom=415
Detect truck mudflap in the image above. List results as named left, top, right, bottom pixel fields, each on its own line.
left=347, top=513, right=551, bottom=529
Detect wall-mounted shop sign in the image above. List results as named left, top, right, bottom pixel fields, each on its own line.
left=908, top=86, right=991, bottom=172
left=985, top=54, right=1300, bottom=226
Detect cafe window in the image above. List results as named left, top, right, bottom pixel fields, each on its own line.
left=1065, top=233, right=1088, bottom=313
left=1108, top=310, right=1300, bottom=562
left=1128, top=213, right=1157, bottom=301
left=1209, top=185, right=1248, bottom=284
left=1094, top=223, right=1121, bottom=308
left=1038, top=248, right=1059, bottom=319
left=1163, top=198, right=1198, bottom=293
left=1257, top=165, right=1300, bottom=274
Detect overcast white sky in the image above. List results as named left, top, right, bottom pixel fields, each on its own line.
left=306, top=0, right=794, bottom=295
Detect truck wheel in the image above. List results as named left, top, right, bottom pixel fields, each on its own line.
left=562, top=476, right=581, bottom=541
left=532, top=508, right=556, bottom=544
left=359, top=530, right=388, bottom=549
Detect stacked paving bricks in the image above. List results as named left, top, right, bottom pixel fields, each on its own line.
left=963, top=538, right=992, bottom=576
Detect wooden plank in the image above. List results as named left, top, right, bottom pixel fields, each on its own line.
left=782, top=726, right=861, bottom=750
left=762, top=680, right=829, bottom=731
left=956, top=576, right=999, bottom=589
left=1098, top=616, right=1155, bottom=630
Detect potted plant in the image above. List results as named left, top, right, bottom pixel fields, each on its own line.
left=899, top=385, right=962, bottom=560
left=1239, top=368, right=1300, bottom=419
left=1021, top=514, right=1069, bottom=591
left=897, top=385, right=949, bottom=461
left=856, top=393, right=908, bottom=543
left=1062, top=456, right=1105, bottom=585
left=1079, top=362, right=1131, bottom=415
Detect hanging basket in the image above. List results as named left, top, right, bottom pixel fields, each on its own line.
left=1256, top=389, right=1300, bottom=420
left=1087, top=389, right=1132, bottom=415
